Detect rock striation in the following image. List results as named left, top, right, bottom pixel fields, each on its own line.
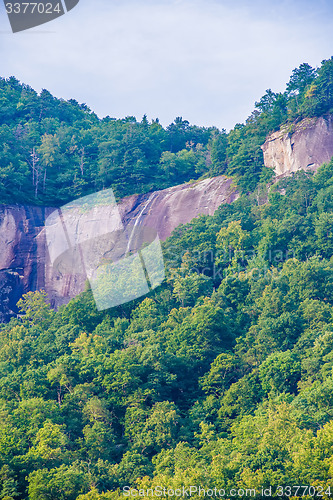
left=0, top=175, right=237, bottom=321
left=262, top=115, right=333, bottom=176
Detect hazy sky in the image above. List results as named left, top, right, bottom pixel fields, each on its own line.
left=0, top=0, right=333, bottom=130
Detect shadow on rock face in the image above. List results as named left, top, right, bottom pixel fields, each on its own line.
left=0, top=271, right=24, bottom=323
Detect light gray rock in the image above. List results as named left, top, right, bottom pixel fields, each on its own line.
left=262, top=115, right=333, bottom=176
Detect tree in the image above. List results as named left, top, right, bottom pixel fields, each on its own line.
left=286, top=63, right=317, bottom=96
left=17, top=290, right=54, bottom=328
left=0, top=465, right=19, bottom=500
left=37, top=133, right=60, bottom=194
left=312, top=57, right=333, bottom=115
left=314, top=212, right=333, bottom=258
left=199, top=352, right=239, bottom=396
left=125, top=401, right=179, bottom=455
left=28, top=464, right=89, bottom=500
left=259, top=350, right=301, bottom=395
left=26, top=420, right=68, bottom=466
left=215, top=220, right=251, bottom=273
left=209, top=130, right=228, bottom=175
left=172, top=272, right=213, bottom=307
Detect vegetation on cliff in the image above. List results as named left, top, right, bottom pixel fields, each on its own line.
left=1, top=159, right=333, bottom=497
left=0, top=57, right=332, bottom=205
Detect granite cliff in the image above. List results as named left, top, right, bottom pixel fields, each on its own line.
left=1, top=114, right=333, bottom=321
left=262, top=114, right=333, bottom=176
left=0, top=176, right=237, bottom=321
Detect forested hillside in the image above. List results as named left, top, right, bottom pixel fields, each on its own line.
left=1, top=57, right=333, bottom=499
left=0, top=57, right=332, bottom=205
left=0, top=78, right=223, bottom=205
left=1, top=161, right=333, bottom=498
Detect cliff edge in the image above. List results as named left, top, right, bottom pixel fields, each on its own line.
left=0, top=175, right=237, bottom=321
left=262, top=115, right=333, bottom=176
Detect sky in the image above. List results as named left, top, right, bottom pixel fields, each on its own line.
left=0, top=0, right=333, bottom=130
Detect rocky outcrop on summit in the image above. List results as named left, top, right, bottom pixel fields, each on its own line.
left=0, top=176, right=237, bottom=322
left=262, top=115, right=333, bottom=176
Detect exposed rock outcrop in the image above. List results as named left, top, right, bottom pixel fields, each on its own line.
left=117, top=176, right=238, bottom=240
left=0, top=205, right=53, bottom=321
left=0, top=175, right=237, bottom=321
left=262, top=115, right=333, bottom=176
left=2, top=115, right=333, bottom=322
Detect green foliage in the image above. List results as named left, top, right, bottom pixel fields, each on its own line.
left=28, top=464, right=89, bottom=500
left=2, top=162, right=333, bottom=496
left=0, top=79, right=221, bottom=206
left=1, top=60, right=333, bottom=498
left=1, top=58, right=332, bottom=204
left=286, top=63, right=317, bottom=96
left=17, top=290, right=54, bottom=328
left=259, top=350, right=301, bottom=395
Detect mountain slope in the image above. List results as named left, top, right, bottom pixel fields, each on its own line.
left=0, top=175, right=237, bottom=322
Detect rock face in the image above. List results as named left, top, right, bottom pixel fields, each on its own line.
left=262, top=115, right=333, bottom=176
left=0, top=205, right=53, bottom=321
left=0, top=176, right=237, bottom=321
left=117, top=176, right=238, bottom=240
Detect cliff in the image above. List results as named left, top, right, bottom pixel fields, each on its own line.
left=2, top=114, right=333, bottom=321
left=262, top=115, right=333, bottom=176
left=0, top=176, right=237, bottom=321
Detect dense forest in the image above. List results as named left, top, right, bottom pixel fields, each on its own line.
left=0, top=58, right=333, bottom=499
left=0, top=58, right=332, bottom=205
left=2, top=162, right=333, bottom=498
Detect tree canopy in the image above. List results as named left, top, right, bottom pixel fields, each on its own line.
left=1, top=57, right=332, bottom=205
left=0, top=159, right=333, bottom=497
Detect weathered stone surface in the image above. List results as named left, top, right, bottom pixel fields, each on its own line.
left=262, top=115, right=333, bottom=176
left=0, top=175, right=237, bottom=320
left=118, top=176, right=238, bottom=240
left=0, top=205, right=52, bottom=322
